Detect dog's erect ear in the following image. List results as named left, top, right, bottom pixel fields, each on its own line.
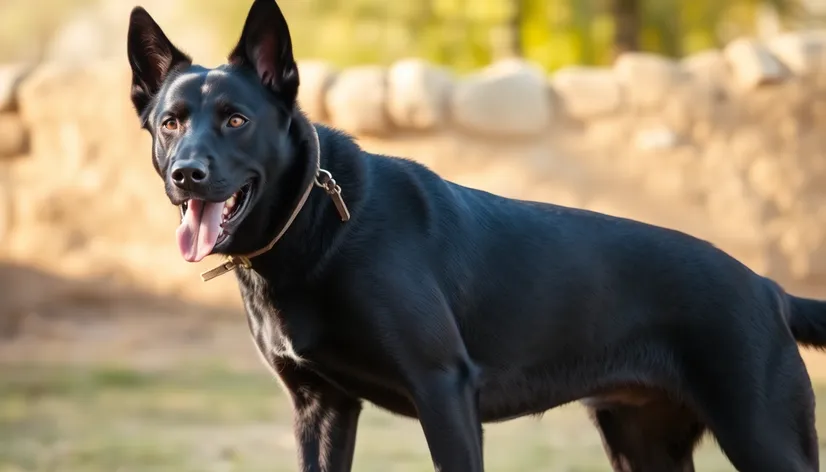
left=228, top=0, right=299, bottom=107
left=127, top=7, right=191, bottom=117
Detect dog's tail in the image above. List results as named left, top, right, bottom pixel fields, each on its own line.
left=787, top=293, right=826, bottom=348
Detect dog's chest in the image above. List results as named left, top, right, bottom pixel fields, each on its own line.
left=234, top=272, right=413, bottom=401
left=237, top=276, right=316, bottom=365
left=244, top=299, right=301, bottom=363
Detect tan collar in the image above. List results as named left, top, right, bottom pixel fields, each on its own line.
left=200, top=124, right=350, bottom=282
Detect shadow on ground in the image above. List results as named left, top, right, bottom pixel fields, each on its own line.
left=0, top=261, right=238, bottom=335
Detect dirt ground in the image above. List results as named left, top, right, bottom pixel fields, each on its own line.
left=4, top=264, right=826, bottom=471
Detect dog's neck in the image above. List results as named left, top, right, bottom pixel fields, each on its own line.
left=240, top=113, right=368, bottom=290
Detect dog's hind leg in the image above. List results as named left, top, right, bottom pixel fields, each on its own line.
left=691, top=341, right=819, bottom=472
left=588, top=400, right=705, bottom=472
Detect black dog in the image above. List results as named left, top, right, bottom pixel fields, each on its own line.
left=127, top=1, right=826, bottom=470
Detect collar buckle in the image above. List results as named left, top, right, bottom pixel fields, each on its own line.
left=200, top=255, right=251, bottom=282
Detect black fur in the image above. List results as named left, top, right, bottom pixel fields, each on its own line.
left=128, top=1, right=826, bottom=470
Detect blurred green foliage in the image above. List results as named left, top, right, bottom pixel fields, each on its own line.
left=188, top=0, right=812, bottom=73
left=0, top=0, right=816, bottom=72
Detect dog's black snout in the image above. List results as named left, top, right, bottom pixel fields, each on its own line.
left=170, top=160, right=210, bottom=189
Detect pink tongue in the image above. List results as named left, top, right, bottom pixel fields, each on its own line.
left=176, top=199, right=225, bottom=262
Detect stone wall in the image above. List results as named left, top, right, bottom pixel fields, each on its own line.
left=3, top=30, right=826, bottom=305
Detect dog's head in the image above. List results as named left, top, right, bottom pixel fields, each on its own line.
left=127, top=0, right=305, bottom=263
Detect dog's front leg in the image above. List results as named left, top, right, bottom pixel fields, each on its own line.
left=275, top=358, right=362, bottom=472
left=410, top=363, right=485, bottom=472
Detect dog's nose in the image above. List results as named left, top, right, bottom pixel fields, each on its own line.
left=170, top=160, right=209, bottom=189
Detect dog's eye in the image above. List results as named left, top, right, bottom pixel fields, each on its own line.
left=226, top=114, right=248, bottom=129
left=162, top=118, right=179, bottom=131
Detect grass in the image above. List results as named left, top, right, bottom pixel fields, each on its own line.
left=5, top=362, right=823, bottom=472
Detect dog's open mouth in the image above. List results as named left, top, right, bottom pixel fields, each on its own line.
left=176, top=181, right=255, bottom=263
